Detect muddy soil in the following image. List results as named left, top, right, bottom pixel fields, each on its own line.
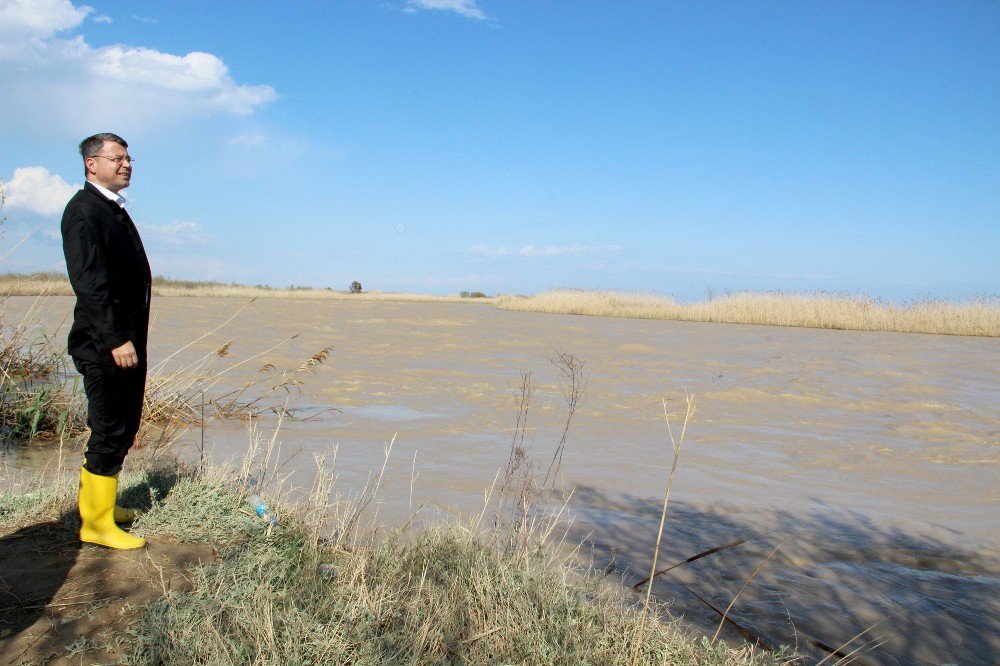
left=0, top=519, right=213, bottom=666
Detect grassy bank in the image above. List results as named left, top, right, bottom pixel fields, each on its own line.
left=495, top=289, right=1000, bottom=337
left=0, top=453, right=784, bottom=665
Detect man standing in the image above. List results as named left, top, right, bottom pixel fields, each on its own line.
left=62, top=133, right=151, bottom=550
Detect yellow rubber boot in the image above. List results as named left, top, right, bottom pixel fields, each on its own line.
left=79, top=467, right=147, bottom=549
left=112, top=474, right=143, bottom=523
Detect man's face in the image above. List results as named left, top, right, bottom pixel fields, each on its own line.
left=85, top=141, right=132, bottom=193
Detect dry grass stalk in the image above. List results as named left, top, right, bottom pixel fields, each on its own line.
left=812, top=599, right=919, bottom=666
left=712, top=538, right=787, bottom=645
left=340, top=433, right=396, bottom=545
left=632, top=394, right=696, bottom=666
left=631, top=537, right=748, bottom=590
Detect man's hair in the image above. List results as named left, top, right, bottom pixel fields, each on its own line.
left=79, top=133, right=128, bottom=173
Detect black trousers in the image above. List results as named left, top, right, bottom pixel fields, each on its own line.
left=73, top=358, right=147, bottom=476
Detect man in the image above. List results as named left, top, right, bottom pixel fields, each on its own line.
left=61, top=133, right=151, bottom=550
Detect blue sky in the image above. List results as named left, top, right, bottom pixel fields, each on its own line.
left=1, top=0, right=997, bottom=301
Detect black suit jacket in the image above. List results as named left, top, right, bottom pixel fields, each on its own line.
left=61, top=181, right=152, bottom=365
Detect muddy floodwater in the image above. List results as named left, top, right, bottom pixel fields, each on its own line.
left=4, top=296, right=998, bottom=664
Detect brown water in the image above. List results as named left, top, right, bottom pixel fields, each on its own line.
left=4, top=296, right=998, bottom=664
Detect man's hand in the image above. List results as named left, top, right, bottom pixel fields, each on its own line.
left=111, top=340, right=139, bottom=369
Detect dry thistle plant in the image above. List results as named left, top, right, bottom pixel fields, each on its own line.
left=542, top=350, right=588, bottom=490
left=494, top=349, right=588, bottom=532
left=483, top=351, right=593, bottom=575
left=494, top=368, right=535, bottom=528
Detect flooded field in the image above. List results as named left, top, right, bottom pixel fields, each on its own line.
left=3, top=296, right=998, bottom=664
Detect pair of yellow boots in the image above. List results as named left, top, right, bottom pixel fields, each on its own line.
left=79, top=466, right=146, bottom=549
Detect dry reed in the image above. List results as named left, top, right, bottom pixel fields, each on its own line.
left=143, top=304, right=335, bottom=425
left=495, top=289, right=1000, bottom=337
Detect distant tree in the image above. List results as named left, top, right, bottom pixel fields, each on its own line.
left=350, top=281, right=362, bottom=294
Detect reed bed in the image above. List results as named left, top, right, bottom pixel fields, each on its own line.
left=495, top=289, right=1000, bottom=337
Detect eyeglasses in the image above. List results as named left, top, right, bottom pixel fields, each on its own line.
left=93, top=154, right=135, bottom=165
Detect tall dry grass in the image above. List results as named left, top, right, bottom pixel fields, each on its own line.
left=0, top=273, right=74, bottom=297
left=495, top=289, right=1000, bottom=337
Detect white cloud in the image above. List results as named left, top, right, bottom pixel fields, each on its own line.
left=94, top=47, right=219, bottom=92
left=0, top=0, right=90, bottom=43
left=467, top=243, right=622, bottom=258
left=405, top=0, right=487, bottom=20
left=93, top=15, right=112, bottom=24
left=0, top=0, right=276, bottom=133
left=140, top=220, right=210, bottom=247
left=4, top=166, right=78, bottom=216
